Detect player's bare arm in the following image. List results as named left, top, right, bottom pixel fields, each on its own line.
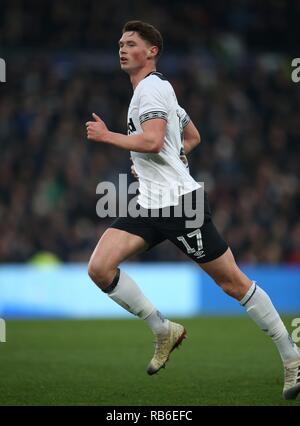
left=129, top=118, right=201, bottom=176
left=183, top=120, right=201, bottom=154
left=86, top=113, right=166, bottom=153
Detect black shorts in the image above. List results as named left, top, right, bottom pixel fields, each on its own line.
left=110, top=189, right=228, bottom=264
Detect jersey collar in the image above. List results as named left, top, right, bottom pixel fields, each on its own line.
left=144, top=71, right=164, bottom=79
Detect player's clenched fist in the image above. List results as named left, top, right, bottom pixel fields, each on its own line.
left=86, top=113, right=109, bottom=142
left=130, top=157, right=139, bottom=180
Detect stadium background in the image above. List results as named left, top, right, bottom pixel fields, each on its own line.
left=0, top=0, right=300, bottom=406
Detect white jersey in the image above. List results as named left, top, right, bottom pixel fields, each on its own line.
left=128, top=72, right=200, bottom=209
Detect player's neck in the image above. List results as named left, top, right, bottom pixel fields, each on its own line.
left=130, top=66, right=156, bottom=90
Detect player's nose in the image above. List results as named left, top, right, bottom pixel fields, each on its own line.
left=119, top=47, right=128, bottom=56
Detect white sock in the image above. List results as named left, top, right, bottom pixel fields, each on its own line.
left=240, top=281, right=300, bottom=364
left=144, top=309, right=170, bottom=336
left=104, top=269, right=169, bottom=335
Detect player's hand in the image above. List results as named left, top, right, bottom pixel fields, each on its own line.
left=130, top=157, right=139, bottom=180
left=86, top=113, right=109, bottom=142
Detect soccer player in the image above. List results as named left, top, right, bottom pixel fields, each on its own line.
left=85, top=21, right=300, bottom=399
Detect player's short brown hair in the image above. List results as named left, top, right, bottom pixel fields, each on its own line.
left=122, top=20, right=163, bottom=61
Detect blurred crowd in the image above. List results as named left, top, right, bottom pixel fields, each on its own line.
left=1, top=0, right=299, bottom=54
left=0, top=0, right=300, bottom=264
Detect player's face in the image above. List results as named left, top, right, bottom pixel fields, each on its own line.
left=118, top=32, right=151, bottom=73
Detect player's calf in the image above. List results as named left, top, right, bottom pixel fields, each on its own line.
left=213, top=269, right=252, bottom=301
left=200, top=249, right=252, bottom=301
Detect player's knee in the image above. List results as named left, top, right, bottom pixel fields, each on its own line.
left=88, top=259, right=112, bottom=288
left=87, top=260, right=101, bottom=284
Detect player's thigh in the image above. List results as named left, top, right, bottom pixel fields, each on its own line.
left=199, top=246, right=239, bottom=283
left=90, top=227, right=149, bottom=270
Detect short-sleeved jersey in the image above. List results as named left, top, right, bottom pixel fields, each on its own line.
left=128, top=72, right=200, bottom=209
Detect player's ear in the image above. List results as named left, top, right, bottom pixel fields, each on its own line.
left=147, top=46, right=158, bottom=59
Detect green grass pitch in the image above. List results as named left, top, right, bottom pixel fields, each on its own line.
left=0, top=316, right=299, bottom=406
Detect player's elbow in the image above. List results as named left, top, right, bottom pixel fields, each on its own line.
left=184, top=121, right=201, bottom=147
left=194, top=130, right=201, bottom=146
left=190, top=133, right=201, bottom=150
left=150, top=142, right=163, bottom=153
left=148, top=136, right=164, bottom=153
